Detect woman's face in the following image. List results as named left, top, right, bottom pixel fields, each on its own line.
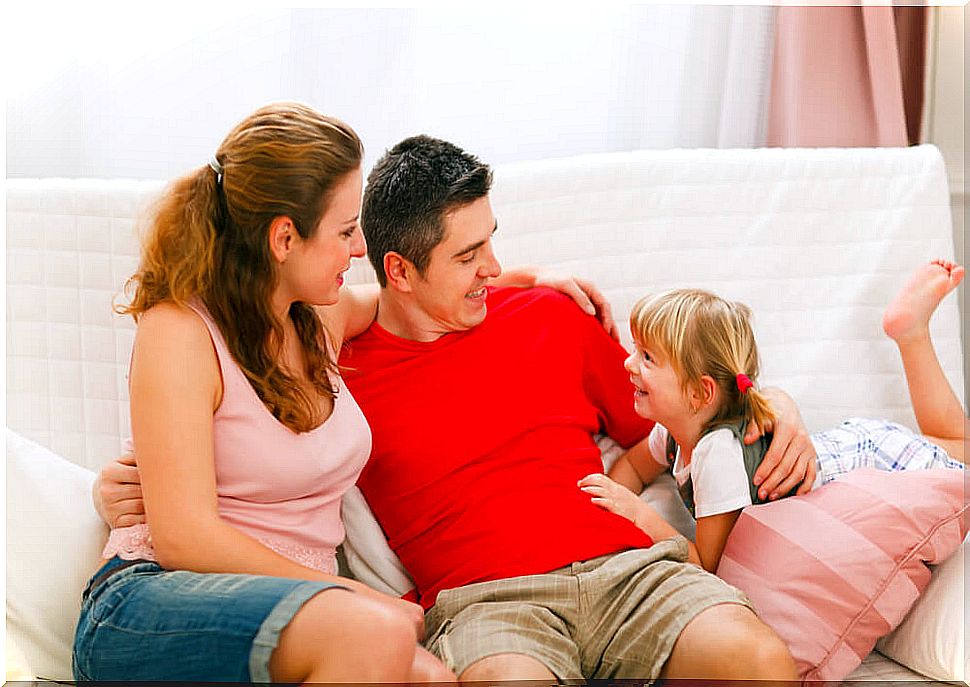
left=278, top=168, right=366, bottom=307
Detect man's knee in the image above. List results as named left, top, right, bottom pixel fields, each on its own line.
left=665, top=603, right=797, bottom=681
left=458, top=653, right=555, bottom=682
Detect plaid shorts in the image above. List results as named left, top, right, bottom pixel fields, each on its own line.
left=812, top=417, right=964, bottom=486
left=423, top=538, right=753, bottom=680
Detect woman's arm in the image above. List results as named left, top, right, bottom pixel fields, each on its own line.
left=316, top=283, right=381, bottom=350
left=496, top=266, right=619, bottom=340
left=318, top=268, right=619, bottom=348
left=129, top=304, right=373, bottom=592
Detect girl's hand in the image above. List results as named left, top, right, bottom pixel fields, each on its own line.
left=578, top=472, right=647, bottom=526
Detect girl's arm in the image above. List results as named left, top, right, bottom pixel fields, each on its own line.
left=130, top=304, right=385, bottom=597
left=578, top=472, right=703, bottom=567
left=694, top=510, right=742, bottom=572
left=608, top=435, right=668, bottom=493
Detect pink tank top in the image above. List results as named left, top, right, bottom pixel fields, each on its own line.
left=103, top=300, right=372, bottom=575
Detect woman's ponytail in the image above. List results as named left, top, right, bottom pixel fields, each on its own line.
left=116, top=165, right=221, bottom=319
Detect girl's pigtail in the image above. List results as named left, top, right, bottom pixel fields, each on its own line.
left=742, top=385, right=777, bottom=436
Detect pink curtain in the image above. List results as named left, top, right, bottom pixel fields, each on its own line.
left=767, top=6, right=926, bottom=147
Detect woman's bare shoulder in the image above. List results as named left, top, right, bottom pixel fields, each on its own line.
left=133, top=302, right=219, bottom=364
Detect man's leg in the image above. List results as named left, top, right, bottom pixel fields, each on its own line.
left=590, top=541, right=793, bottom=681
left=659, top=603, right=796, bottom=682
left=459, top=654, right=555, bottom=681
left=883, top=259, right=967, bottom=461
left=423, top=575, right=582, bottom=682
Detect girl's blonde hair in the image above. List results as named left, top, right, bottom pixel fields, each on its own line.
left=629, top=289, right=776, bottom=433
left=117, top=102, right=363, bottom=433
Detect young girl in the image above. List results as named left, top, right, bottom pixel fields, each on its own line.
left=580, top=260, right=967, bottom=574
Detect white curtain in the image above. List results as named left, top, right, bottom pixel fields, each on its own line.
left=6, top=6, right=775, bottom=180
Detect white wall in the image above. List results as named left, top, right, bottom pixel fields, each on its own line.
left=5, top=6, right=773, bottom=181
left=925, top=6, right=967, bottom=402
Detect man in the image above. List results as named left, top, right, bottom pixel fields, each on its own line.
left=338, top=135, right=808, bottom=681
left=98, top=135, right=816, bottom=682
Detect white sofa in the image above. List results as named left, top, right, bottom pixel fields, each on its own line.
left=6, top=145, right=966, bottom=683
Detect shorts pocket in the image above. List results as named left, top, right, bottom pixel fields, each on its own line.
left=424, top=618, right=455, bottom=671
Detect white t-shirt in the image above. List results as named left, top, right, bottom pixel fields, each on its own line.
left=647, top=423, right=753, bottom=518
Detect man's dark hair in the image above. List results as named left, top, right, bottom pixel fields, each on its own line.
left=362, top=135, right=493, bottom=286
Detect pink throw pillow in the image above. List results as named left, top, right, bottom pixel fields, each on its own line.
left=717, top=468, right=967, bottom=683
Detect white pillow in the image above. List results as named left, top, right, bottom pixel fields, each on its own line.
left=6, top=429, right=108, bottom=681
left=877, top=532, right=968, bottom=682
left=341, top=486, right=414, bottom=597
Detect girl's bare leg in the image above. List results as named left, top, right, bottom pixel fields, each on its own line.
left=883, top=259, right=968, bottom=461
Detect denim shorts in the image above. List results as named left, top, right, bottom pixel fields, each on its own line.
left=72, top=556, right=345, bottom=682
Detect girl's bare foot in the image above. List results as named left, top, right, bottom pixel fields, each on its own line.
left=883, top=260, right=965, bottom=344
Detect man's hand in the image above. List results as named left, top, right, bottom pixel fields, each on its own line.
left=94, top=453, right=147, bottom=528
left=745, top=387, right=817, bottom=500
left=533, top=269, right=620, bottom=341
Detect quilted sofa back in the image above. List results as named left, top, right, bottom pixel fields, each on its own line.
left=7, top=146, right=964, bottom=470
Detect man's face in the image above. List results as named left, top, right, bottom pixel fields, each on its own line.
left=410, top=195, right=502, bottom=333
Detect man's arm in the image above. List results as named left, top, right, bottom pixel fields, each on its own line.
left=745, top=386, right=817, bottom=500
left=93, top=452, right=145, bottom=528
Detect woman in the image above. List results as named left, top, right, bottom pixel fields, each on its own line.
left=75, top=102, right=612, bottom=683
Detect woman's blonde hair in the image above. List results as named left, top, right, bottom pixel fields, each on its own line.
left=629, top=289, right=776, bottom=433
left=117, top=102, right=363, bottom=433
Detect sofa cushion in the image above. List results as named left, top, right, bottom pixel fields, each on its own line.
left=717, top=468, right=967, bottom=683
left=877, top=532, right=968, bottom=682
left=6, top=429, right=108, bottom=681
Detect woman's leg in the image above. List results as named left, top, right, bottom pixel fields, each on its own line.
left=270, top=588, right=420, bottom=683
left=883, top=259, right=967, bottom=462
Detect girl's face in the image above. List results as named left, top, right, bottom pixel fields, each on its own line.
left=623, top=342, right=690, bottom=425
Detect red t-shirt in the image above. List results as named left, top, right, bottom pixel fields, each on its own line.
left=341, top=287, right=654, bottom=608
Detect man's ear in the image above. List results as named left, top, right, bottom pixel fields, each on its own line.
left=384, top=252, right=415, bottom=293
left=268, top=216, right=297, bottom=264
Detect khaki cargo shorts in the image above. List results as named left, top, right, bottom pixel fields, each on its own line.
left=424, top=537, right=753, bottom=680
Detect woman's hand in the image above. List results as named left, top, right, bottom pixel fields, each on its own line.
left=497, top=266, right=619, bottom=341
left=745, top=387, right=817, bottom=500
left=94, top=453, right=147, bottom=528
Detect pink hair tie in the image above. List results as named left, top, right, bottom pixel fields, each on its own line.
left=736, top=373, right=753, bottom=395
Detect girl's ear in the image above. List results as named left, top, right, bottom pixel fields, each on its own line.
left=697, top=375, right=718, bottom=408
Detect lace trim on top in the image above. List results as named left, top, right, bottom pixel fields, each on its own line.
left=103, top=525, right=337, bottom=575
left=103, top=524, right=156, bottom=562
